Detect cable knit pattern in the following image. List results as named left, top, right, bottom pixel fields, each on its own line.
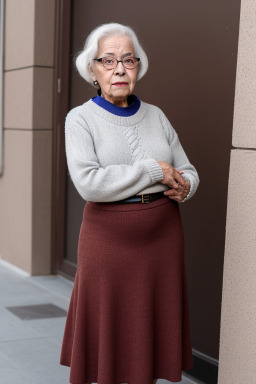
left=64, top=99, right=200, bottom=202
left=123, top=125, right=147, bottom=162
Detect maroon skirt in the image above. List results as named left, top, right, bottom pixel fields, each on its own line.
left=59, top=196, right=193, bottom=384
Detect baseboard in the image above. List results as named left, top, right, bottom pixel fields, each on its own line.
left=183, top=349, right=219, bottom=384
left=0, top=257, right=29, bottom=276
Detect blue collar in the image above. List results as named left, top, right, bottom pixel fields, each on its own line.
left=91, top=91, right=141, bottom=117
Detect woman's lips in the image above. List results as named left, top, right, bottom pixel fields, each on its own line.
left=113, top=82, right=128, bottom=87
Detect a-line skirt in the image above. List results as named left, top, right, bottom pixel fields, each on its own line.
left=59, top=195, right=193, bottom=384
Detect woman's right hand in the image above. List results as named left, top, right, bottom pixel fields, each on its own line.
left=157, top=161, right=186, bottom=189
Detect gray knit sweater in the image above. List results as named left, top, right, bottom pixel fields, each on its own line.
left=65, top=99, right=200, bottom=203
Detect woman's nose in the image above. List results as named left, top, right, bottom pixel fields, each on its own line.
left=114, top=61, right=126, bottom=75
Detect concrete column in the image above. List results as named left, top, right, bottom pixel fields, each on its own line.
left=218, top=1, right=256, bottom=382
left=0, top=0, right=56, bottom=274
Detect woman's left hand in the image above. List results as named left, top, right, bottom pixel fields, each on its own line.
left=163, top=171, right=190, bottom=202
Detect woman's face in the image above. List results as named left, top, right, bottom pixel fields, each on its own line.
left=89, top=34, right=139, bottom=107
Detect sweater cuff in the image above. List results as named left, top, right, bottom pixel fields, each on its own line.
left=143, top=158, right=164, bottom=183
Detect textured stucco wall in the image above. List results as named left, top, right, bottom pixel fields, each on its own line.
left=218, top=0, right=256, bottom=382
left=232, top=0, right=256, bottom=148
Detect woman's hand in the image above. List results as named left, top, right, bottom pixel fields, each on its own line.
left=157, top=161, right=190, bottom=202
left=163, top=179, right=190, bottom=202
left=157, top=161, right=186, bottom=189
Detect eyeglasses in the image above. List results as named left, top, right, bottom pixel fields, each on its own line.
left=93, top=56, right=140, bottom=69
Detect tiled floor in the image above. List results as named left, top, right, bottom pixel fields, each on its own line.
left=0, top=259, right=198, bottom=384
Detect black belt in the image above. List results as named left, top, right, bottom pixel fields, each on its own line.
left=109, top=192, right=165, bottom=204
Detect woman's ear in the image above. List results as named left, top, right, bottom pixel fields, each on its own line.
left=88, top=64, right=96, bottom=81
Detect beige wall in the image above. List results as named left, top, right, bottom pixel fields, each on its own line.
left=218, top=0, right=256, bottom=383
left=0, top=0, right=55, bottom=274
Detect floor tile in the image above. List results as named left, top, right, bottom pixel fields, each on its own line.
left=0, top=337, right=70, bottom=384
left=27, top=364, right=70, bottom=384
left=0, top=291, right=70, bottom=310
left=0, top=351, right=37, bottom=384
left=0, top=306, right=41, bottom=342
left=0, top=337, right=63, bottom=370
left=25, top=317, right=67, bottom=340
left=28, top=275, right=74, bottom=298
left=0, top=280, right=49, bottom=305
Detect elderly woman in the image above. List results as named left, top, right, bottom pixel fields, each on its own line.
left=60, top=22, right=199, bottom=384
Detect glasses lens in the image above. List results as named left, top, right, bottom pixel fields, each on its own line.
left=123, top=57, right=137, bottom=69
left=102, top=57, right=116, bottom=69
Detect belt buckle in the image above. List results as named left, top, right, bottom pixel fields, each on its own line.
left=141, top=194, right=150, bottom=204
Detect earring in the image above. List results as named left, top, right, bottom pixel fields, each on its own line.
left=94, top=80, right=98, bottom=85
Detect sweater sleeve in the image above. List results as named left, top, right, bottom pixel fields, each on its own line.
left=159, top=110, right=200, bottom=202
left=65, top=113, right=164, bottom=202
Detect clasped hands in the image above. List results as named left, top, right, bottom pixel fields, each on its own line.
left=157, top=161, right=190, bottom=202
